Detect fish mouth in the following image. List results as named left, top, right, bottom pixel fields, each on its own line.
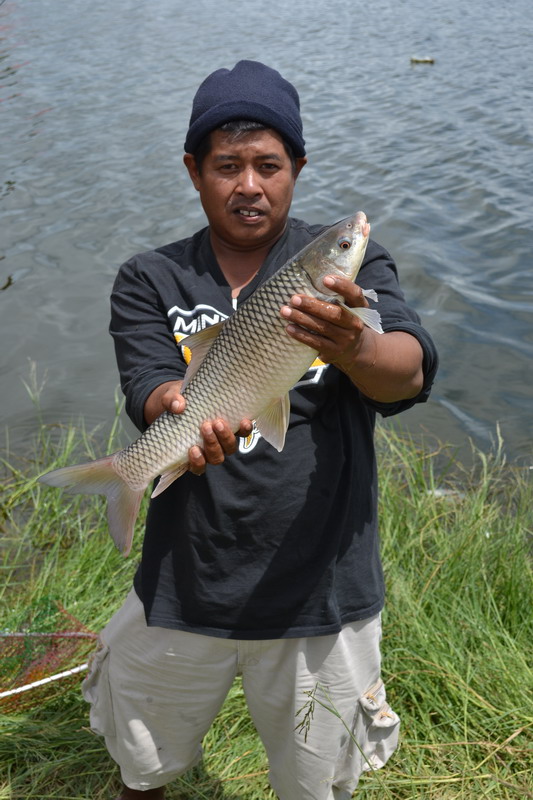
left=353, top=210, right=369, bottom=238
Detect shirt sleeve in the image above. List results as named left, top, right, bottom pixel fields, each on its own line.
left=109, top=252, right=187, bottom=432
left=355, top=239, right=439, bottom=418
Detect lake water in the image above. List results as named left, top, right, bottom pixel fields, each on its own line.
left=1, top=0, right=532, bottom=465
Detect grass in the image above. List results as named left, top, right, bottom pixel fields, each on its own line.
left=0, top=416, right=532, bottom=799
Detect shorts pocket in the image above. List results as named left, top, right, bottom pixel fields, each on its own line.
left=81, top=641, right=116, bottom=738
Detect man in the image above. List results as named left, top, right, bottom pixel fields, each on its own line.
left=83, top=60, right=438, bottom=799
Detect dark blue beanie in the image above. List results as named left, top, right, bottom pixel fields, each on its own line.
left=184, top=60, right=306, bottom=157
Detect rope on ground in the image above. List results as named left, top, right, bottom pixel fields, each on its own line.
left=0, top=622, right=98, bottom=712
left=0, top=661, right=89, bottom=699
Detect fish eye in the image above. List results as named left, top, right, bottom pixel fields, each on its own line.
left=338, top=237, right=352, bottom=250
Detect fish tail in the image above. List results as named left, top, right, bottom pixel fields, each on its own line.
left=39, top=455, right=145, bottom=557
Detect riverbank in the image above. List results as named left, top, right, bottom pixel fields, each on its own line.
left=1, top=420, right=532, bottom=799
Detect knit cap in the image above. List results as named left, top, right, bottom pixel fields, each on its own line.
left=184, top=60, right=306, bottom=157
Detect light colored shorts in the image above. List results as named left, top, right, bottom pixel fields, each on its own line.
left=82, top=589, right=399, bottom=799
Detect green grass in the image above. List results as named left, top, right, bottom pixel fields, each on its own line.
left=0, top=417, right=532, bottom=799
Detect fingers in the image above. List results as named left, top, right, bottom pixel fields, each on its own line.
left=280, top=296, right=363, bottom=344
left=280, top=280, right=368, bottom=333
left=166, top=394, right=186, bottom=415
left=154, top=386, right=252, bottom=476
left=188, top=421, right=232, bottom=476
left=188, top=418, right=253, bottom=476
left=281, top=296, right=355, bottom=334
left=280, top=278, right=368, bottom=366
left=237, top=419, right=254, bottom=438
left=144, top=380, right=184, bottom=425
left=323, top=275, right=369, bottom=308
left=160, top=384, right=186, bottom=415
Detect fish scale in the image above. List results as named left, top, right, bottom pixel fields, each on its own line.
left=39, top=212, right=378, bottom=555
left=113, top=264, right=314, bottom=490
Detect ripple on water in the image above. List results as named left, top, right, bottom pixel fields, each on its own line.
left=1, top=0, right=532, bottom=461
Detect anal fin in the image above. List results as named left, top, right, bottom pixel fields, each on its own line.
left=151, top=463, right=189, bottom=498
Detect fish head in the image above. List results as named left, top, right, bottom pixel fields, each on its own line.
left=301, top=211, right=370, bottom=294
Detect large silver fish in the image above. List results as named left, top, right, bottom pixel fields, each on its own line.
left=39, top=211, right=382, bottom=556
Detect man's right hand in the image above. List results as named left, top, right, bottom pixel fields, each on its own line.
left=144, top=380, right=187, bottom=424
left=143, top=380, right=253, bottom=476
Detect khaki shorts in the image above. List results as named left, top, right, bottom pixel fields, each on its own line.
left=82, top=589, right=399, bottom=799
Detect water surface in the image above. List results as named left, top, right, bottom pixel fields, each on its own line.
left=1, top=0, right=532, bottom=463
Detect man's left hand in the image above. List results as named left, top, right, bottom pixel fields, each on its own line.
left=188, top=418, right=253, bottom=476
left=280, top=274, right=371, bottom=371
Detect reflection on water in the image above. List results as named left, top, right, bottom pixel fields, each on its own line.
left=1, top=0, right=532, bottom=463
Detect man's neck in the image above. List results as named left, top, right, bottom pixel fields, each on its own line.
left=210, top=236, right=279, bottom=299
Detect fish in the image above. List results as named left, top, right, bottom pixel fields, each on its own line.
left=39, top=211, right=382, bottom=557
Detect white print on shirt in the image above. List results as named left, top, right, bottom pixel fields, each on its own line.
left=295, top=364, right=329, bottom=388
left=168, top=303, right=229, bottom=337
left=167, top=302, right=329, bottom=454
left=168, top=303, right=229, bottom=367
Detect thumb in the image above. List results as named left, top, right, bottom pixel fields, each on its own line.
left=164, top=393, right=186, bottom=415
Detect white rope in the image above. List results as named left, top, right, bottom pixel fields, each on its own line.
left=0, top=663, right=89, bottom=699
left=0, top=632, right=96, bottom=638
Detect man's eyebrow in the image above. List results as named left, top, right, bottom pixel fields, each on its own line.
left=257, top=153, right=283, bottom=161
left=212, top=153, right=284, bottom=162
left=213, top=155, right=239, bottom=162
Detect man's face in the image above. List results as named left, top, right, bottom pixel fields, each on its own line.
left=184, top=128, right=306, bottom=253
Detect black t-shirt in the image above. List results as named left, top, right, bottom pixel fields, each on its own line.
left=110, top=217, right=438, bottom=639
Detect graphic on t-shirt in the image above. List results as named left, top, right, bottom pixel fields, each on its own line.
left=167, top=302, right=329, bottom=453
left=168, top=303, right=229, bottom=365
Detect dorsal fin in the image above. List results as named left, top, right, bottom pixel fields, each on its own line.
left=180, top=321, right=225, bottom=391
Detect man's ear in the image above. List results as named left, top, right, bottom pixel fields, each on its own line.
left=183, top=153, right=201, bottom=191
left=293, top=156, right=307, bottom=180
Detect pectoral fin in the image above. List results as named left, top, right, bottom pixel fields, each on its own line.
left=339, top=301, right=384, bottom=334
left=255, top=393, right=291, bottom=452
left=362, top=288, right=379, bottom=302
